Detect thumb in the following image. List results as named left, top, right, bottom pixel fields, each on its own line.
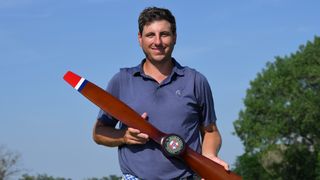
left=141, top=112, right=148, bottom=120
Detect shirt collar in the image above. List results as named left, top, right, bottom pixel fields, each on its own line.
left=132, top=58, right=184, bottom=77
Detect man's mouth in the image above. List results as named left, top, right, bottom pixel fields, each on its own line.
left=151, top=47, right=165, bottom=53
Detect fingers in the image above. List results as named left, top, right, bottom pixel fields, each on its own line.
left=128, top=127, right=149, bottom=139
left=124, top=127, right=149, bottom=145
left=211, top=156, right=229, bottom=171
left=123, top=112, right=149, bottom=145
left=141, top=112, right=148, bottom=120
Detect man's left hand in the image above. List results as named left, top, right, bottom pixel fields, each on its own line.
left=205, top=154, right=229, bottom=171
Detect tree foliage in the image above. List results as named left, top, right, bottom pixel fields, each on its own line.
left=19, top=174, right=121, bottom=180
left=0, top=145, right=22, bottom=180
left=0, top=145, right=121, bottom=180
left=19, top=173, right=71, bottom=180
left=84, top=175, right=121, bottom=180
left=233, top=36, right=320, bottom=179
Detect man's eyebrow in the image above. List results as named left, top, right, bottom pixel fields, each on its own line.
left=161, top=31, right=172, bottom=34
left=144, top=32, right=155, bottom=36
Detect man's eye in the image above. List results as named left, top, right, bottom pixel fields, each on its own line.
left=146, top=34, right=154, bottom=37
left=161, top=32, right=171, bottom=37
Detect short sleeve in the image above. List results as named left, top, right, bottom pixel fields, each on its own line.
left=96, top=72, right=121, bottom=127
left=194, top=72, right=217, bottom=127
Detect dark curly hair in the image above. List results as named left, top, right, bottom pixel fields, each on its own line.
left=138, top=7, right=176, bottom=35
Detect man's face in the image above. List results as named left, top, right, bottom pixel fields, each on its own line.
left=138, top=20, right=176, bottom=63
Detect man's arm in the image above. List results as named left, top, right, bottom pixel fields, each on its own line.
left=93, top=112, right=149, bottom=147
left=93, top=120, right=126, bottom=147
left=201, top=123, right=229, bottom=171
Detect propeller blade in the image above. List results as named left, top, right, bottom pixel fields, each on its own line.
left=63, top=71, right=242, bottom=180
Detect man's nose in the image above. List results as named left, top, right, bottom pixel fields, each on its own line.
left=154, top=35, right=162, bottom=45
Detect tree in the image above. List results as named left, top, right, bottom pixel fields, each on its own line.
left=84, top=175, right=121, bottom=180
left=0, top=145, right=121, bottom=180
left=233, top=36, right=320, bottom=179
left=19, top=174, right=122, bottom=180
left=0, top=145, right=22, bottom=180
left=19, top=173, right=71, bottom=180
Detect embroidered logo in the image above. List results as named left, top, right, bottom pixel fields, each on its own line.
left=175, top=89, right=182, bottom=97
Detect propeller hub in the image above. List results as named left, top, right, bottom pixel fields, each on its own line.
left=161, top=134, right=186, bottom=157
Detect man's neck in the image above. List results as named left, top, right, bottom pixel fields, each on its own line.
left=143, top=58, right=174, bottom=84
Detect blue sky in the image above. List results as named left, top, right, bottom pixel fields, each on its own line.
left=0, top=0, right=319, bottom=179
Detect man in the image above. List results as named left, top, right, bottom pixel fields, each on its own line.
left=93, top=7, right=228, bottom=180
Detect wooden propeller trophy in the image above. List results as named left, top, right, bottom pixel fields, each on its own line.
left=63, top=71, right=242, bottom=180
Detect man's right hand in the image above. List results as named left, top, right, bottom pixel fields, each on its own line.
left=123, top=112, right=149, bottom=145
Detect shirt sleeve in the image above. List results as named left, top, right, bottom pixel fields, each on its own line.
left=195, top=72, right=217, bottom=127
left=96, top=72, right=121, bottom=127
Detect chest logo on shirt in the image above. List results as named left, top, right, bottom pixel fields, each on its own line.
left=175, top=89, right=182, bottom=97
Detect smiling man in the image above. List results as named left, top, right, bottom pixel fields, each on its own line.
left=93, top=7, right=228, bottom=180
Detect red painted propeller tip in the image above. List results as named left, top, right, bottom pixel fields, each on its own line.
left=63, top=71, right=81, bottom=88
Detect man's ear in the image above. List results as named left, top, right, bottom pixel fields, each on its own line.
left=138, top=32, right=142, bottom=47
left=173, top=33, right=177, bottom=45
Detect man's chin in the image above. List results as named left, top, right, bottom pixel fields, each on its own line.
left=148, top=55, right=167, bottom=62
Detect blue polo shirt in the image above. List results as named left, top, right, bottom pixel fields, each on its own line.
left=97, top=59, right=217, bottom=180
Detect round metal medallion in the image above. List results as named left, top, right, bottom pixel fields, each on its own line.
left=161, top=134, right=186, bottom=157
